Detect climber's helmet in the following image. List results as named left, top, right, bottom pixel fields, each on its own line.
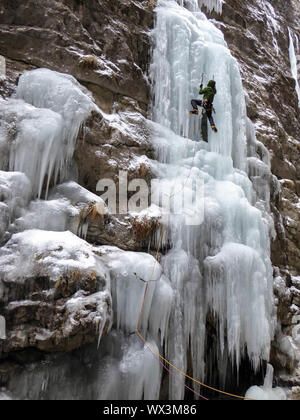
left=207, top=80, right=216, bottom=89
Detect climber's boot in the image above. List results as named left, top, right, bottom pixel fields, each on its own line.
left=211, top=125, right=218, bottom=133
left=190, top=109, right=199, bottom=115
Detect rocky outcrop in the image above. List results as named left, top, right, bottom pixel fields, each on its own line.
left=74, top=109, right=154, bottom=197
left=87, top=213, right=161, bottom=252
left=0, top=231, right=112, bottom=356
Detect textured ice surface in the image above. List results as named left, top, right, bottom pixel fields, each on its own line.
left=245, top=365, right=286, bottom=400
left=100, top=246, right=173, bottom=347
left=0, top=170, right=32, bottom=241
left=151, top=0, right=246, bottom=170
left=0, top=69, right=97, bottom=198
left=4, top=331, right=161, bottom=401
left=150, top=0, right=275, bottom=398
left=10, top=198, right=79, bottom=235
left=197, top=0, right=224, bottom=13
left=103, top=332, right=162, bottom=400
left=204, top=243, right=273, bottom=369
left=0, top=0, right=277, bottom=401
left=16, top=68, right=98, bottom=148
left=0, top=98, right=64, bottom=197
left=288, top=29, right=300, bottom=108
left=7, top=180, right=108, bottom=238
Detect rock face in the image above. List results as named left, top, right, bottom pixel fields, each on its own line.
left=0, top=0, right=153, bottom=105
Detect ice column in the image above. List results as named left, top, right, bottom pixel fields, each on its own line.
left=288, top=28, right=300, bottom=108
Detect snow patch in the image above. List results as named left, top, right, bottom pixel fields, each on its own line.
left=0, top=230, right=107, bottom=283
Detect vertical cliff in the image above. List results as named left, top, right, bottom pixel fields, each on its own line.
left=0, top=0, right=299, bottom=400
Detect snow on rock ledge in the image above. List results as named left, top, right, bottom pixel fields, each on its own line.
left=9, top=181, right=109, bottom=240
left=0, top=230, right=112, bottom=354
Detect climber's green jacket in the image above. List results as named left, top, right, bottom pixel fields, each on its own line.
left=199, top=80, right=217, bottom=103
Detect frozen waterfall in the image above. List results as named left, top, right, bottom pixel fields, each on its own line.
left=149, top=0, right=275, bottom=399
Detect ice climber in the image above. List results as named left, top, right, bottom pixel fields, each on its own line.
left=190, top=80, right=218, bottom=133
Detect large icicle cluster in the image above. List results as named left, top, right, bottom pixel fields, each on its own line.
left=197, top=0, right=224, bottom=14
left=101, top=246, right=173, bottom=345
left=0, top=69, right=97, bottom=198
left=16, top=69, right=97, bottom=151
left=0, top=69, right=116, bottom=373
left=0, top=68, right=106, bottom=241
left=177, top=0, right=224, bottom=14
left=150, top=0, right=276, bottom=398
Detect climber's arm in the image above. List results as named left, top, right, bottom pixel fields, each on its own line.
left=199, top=86, right=210, bottom=95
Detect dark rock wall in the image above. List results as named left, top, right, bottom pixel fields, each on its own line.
left=0, top=0, right=153, bottom=104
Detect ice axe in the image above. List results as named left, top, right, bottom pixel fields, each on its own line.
left=200, top=73, right=205, bottom=89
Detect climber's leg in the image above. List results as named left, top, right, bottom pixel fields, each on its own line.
left=207, top=110, right=218, bottom=133
left=190, top=99, right=202, bottom=115
left=201, top=112, right=208, bottom=143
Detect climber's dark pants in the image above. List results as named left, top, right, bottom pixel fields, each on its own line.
left=206, top=110, right=215, bottom=127
left=191, top=99, right=202, bottom=110
left=191, top=99, right=216, bottom=127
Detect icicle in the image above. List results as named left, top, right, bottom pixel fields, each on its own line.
left=197, top=0, right=224, bottom=14
left=288, top=28, right=300, bottom=108
left=0, top=69, right=99, bottom=198
left=176, top=0, right=224, bottom=14
left=245, top=364, right=286, bottom=400
left=100, top=246, right=174, bottom=346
